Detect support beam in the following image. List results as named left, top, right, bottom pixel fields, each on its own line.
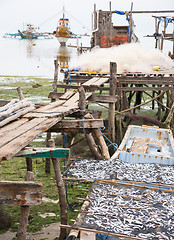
left=0, top=180, right=42, bottom=206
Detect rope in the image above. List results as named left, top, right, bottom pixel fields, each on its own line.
left=100, top=126, right=118, bottom=150
left=67, top=67, right=72, bottom=85
left=82, top=118, right=87, bottom=135
left=96, top=233, right=108, bottom=240
left=65, top=179, right=75, bottom=212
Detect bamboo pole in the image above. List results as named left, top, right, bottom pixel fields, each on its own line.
left=60, top=224, right=147, bottom=240
left=62, top=178, right=174, bottom=192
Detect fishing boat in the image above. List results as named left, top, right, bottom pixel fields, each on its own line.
left=111, top=125, right=174, bottom=165
left=3, top=23, right=53, bottom=40
left=55, top=12, right=71, bottom=46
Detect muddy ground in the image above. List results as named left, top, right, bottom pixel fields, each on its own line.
left=0, top=222, right=60, bottom=240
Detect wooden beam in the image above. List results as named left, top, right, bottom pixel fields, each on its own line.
left=117, top=86, right=171, bottom=92
left=0, top=181, right=42, bottom=206
left=88, top=94, right=119, bottom=103
left=49, top=119, right=104, bottom=131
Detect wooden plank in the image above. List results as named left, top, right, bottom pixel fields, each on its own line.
left=80, top=231, right=95, bottom=240
left=48, top=92, right=63, bottom=99
left=0, top=118, right=47, bottom=148
left=0, top=118, right=59, bottom=161
left=91, top=77, right=109, bottom=87
left=82, top=77, right=100, bottom=87
left=56, top=84, right=110, bottom=91
left=88, top=94, right=119, bottom=103
left=0, top=181, right=42, bottom=206
left=0, top=118, right=29, bottom=137
left=63, top=92, right=80, bottom=107
left=59, top=90, right=76, bottom=100
left=85, top=92, right=93, bottom=99
left=24, top=100, right=65, bottom=118
left=50, top=119, right=104, bottom=130
left=16, top=147, right=69, bottom=158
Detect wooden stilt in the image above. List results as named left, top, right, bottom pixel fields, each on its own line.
left=26, top=157, right=32, bottom=172
left=17, top=171, right=34, bottom=240
left=108, top=62, right=116, bottom=154
left=84, top=113, right=110, bottom=159
left=45, top=132, right=51, bottom=173
left=48, top=139, right=67, bottom=240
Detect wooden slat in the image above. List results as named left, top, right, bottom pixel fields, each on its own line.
left=63, top=92, right=80, bottom=107
left=82, top=77, right=99, bottom=87
left=91, top=77, right=109, bottom=87
left=85, top=92, right=93, bottom=99
left=51, top=119, right=104, bottom=129
left=0, top=181, right=42, bottom=206
left=59, top=90, right=76, bottom=100
left=0, top=118, right=29, bottom=137
left=24, top=100, right=65, bottom=118
left=89, top=95, right=119, bottom=103
left=0, top=118, right=59, bottom=161
left=0, top=118, right=47, bottom=148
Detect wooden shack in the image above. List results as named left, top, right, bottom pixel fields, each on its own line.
left=91, top=2, right=138, bottom=48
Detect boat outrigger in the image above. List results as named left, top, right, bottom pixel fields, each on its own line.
left=3, top=23, right=53, bottom=40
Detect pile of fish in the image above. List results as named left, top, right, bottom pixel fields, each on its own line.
left=64, top=158, right=174, bottom=185
left=81, top=182, right=174, bottom=239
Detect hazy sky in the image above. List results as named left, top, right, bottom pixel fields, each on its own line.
left=1, top=0, right=174, bottom=52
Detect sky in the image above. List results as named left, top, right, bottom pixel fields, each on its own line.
left=0, top=0, right=174, bottom=52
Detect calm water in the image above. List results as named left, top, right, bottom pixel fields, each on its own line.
left=0, top=33, right=90, bottom=79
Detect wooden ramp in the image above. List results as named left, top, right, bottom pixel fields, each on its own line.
left=0, top=91, right=92, bottom=161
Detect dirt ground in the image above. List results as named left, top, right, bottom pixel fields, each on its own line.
left=0, top=222, right=60, bottom=240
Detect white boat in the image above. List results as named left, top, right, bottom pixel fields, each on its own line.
left=111, top=125, right=174, bottom=165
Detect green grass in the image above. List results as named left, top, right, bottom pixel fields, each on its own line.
left=0, top=154, right=91, bottom=234
left=0, top=75, right=92, bottom=235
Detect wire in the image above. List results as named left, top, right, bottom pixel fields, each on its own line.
left=38, top=10, right=63, bottom=28
left=64, top=9, right=91, bottom=32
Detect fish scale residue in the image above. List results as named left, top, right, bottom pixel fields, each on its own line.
left=70, top=42, right=174, bottom=73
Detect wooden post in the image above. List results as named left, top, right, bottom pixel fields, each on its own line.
left=48, top=139, right=67, bottom=240
left=84, top=113, right=110, bottom=159
left=17, top=171, right=34, bottom=240
left=108, top=62, right=116, bottom=154
left=17, top=87, right=24, bottom=100
left=45, top=132, right=51, bottom=173
left=26, top=157, right=32, bottom=171
left=53, top=59, right=58, bottom=94
left=78, top=86, right=86, bottom=111
left=85, top=133, right=104, bottom=159
left=160, top=17, right=166, bottom=51
left=128, top=2, right=133, bottom=43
